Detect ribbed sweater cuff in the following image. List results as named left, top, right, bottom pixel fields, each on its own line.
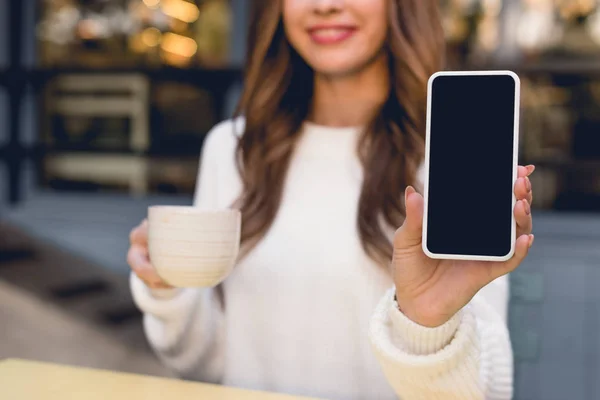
left=370, top=288, right=484, bottom=398
left=370, top=288, right=479, bottom=371
left=389, top=292, right=463, bottom=356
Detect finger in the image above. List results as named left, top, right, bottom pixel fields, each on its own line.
left=526, top=165, right=536, bottom=176
left=147, top=280, right=173, bottom=290
left=514, top=177, right=533, bottom=204
left=127, top=245, right=171, bottom=289
left=129, top=219, right=149, bottom=246
left=515, top=199, right=532, bottom=236
left=127, top=244, right=150, bottom=274
left=518, top=165, right=536, bottom=178
left=394, top=186, right=424, bottom=248
left=487, top=234, right=533, bottom=282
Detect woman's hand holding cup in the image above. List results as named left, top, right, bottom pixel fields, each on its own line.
left=128, top=207, right=241, bottom=289
left=128, top=219, right=173, bottom=290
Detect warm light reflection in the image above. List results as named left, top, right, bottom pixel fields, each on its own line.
left=557, top=0, right=596, bottom=19
left=590, top=9, right=600, bottom=45
left=141, top=27, right=162, bottom=47
left=143, top=0, right=161, bottom=8
left=477, top=16, right=499, bottom=50
left=161, top=0, right=200, bottom=23
left=161, top=32, right=198, bottom=58
left=77, top=19, right=101, bottom=40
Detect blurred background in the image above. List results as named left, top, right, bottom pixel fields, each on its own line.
left=1, top=0, right=600, bottom=399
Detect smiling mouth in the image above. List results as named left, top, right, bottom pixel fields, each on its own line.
left=307, top=26, right=357, bottom=45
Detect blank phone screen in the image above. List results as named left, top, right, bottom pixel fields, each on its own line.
left=425, top=74, right=517, bottom=257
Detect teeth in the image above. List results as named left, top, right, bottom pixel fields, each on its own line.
left=314, top=28, right=349, bottom=39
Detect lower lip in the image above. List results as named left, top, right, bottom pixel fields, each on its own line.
left=309, top=29, right=356, bottom=45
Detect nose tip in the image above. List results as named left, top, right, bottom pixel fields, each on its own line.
left=312, top=0, right=344, bottom=14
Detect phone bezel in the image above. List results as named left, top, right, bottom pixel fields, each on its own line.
left=422, top=70, right=521, bottom=262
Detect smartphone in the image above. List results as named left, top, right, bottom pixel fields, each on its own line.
left=422, top=71, right=520, bottom=262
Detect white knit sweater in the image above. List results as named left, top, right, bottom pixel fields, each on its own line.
left=131, top=119, right=513, bottom=400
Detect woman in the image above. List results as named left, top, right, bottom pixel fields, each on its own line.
left=128, top=1, right=535, bottom=399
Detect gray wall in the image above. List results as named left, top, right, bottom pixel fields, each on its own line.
left=230, top=0, right=250, bottom=67
left=0, top=0, right=7, bottom=68
left=21, top=0, right=37, bottom=68
left=225, top=0, right=249, bottom=118
left=0, top=0, right=8, bottom=147
left=0, top=0, right=8, bottom=209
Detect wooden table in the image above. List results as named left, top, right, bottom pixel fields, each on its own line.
left=0, top=359, right=321, bottom=400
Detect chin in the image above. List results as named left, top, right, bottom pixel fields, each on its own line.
left=309, top=59, right=367, bottom=77
left=305, top=47, right=383, bottom=78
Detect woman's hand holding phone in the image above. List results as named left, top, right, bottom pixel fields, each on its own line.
left=392, top=165, right=535, bottom=328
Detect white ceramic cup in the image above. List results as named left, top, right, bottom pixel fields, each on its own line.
left=148, top=206, right=241, bottom=288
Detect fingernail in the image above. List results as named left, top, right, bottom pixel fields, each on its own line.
left=523, top=199, right=531, bottom=215
left=529, top=234, right=535, bottom=248
left=405, top=186, right=415, bottom=204
left=526, top=177, right=531, bottom=192
left=527, top=165, right=536, bottom=175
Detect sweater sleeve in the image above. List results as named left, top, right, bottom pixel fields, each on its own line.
left=369, top=276, right=513, bottom=400
left=130, top=121, right=238, bottom=383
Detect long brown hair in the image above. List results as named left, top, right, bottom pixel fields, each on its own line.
left=233, top=0, right=445, bottom=266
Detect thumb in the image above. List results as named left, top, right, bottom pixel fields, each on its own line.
left=394, top=186, right=424, bottom=248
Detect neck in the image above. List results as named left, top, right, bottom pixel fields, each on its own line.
left=309, top=53, right=390, bottom=128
